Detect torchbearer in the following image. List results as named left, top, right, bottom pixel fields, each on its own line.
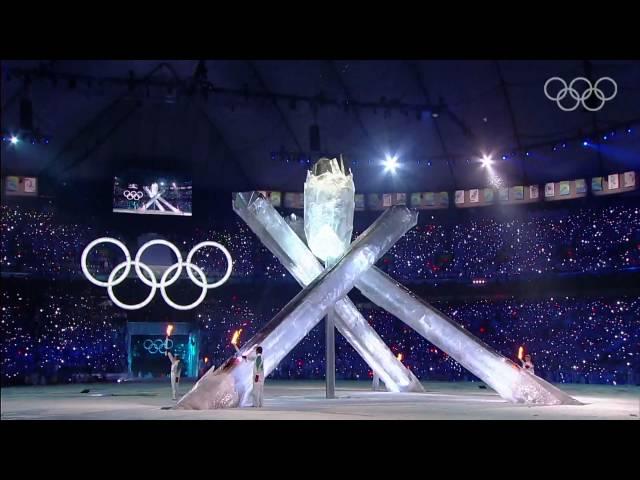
left=521, top=354, right=535, bottom=375
left=372, top=372, right=380, bottom=391
left=242, top=345, right=265, bottom=407
left=164, top=324, right=182, bottom=400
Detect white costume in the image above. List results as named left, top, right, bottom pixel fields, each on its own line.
left=521, top=359, right=535, bottom=375
left=167, top=351, right=182, bottom=400
left=372, top=373, right=380, bottom=391
left=251, top=353, right=265, bottom=407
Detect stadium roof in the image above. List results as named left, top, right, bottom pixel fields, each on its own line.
left=1, top=60, right=639, bottom=193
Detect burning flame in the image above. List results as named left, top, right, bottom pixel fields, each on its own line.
left=397, top=353, right=403, bottom=362
left=231, top=329, right=243, bottom=346
left=166, top=324, right=174, bottom=337
left=204, top=357, right=209, bottom=364
left=517, top=346, right=524, bottom=361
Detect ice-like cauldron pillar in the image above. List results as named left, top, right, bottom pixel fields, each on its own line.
left=356, top=270, right=581, bottom=405
left=176, top=205, right=417, bottom=409
left=237, top=197, right=581, bottom=406
left=304, top=157, right=356, bottom=398
left=235, top=192, right=423, bottom=393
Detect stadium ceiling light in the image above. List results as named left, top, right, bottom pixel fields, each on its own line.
left=480, top=154, right=494, bottom=168
left=383, top=154, right=399, bottom=174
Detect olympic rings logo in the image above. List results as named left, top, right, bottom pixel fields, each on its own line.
left=544, top=77, right=617, bottom=112
left=81, top=238, right=233, bottom=311
left=123, top=190, right=144, bottom=201
left=144, top=338, right=173, bottom=354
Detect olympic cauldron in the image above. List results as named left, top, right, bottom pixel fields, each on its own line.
left=174, top=157, right=579, bottom=409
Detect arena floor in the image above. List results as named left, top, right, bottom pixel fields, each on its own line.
left=1, top=380, right=638, bottom=420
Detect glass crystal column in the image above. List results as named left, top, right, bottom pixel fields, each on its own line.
left=234, top=196, right=580, bottom=406
left=304, top=157, right=355, bottom=399
left=176, top=203, right=417, bottom=409
left=237, top=193, right=423, bottom=393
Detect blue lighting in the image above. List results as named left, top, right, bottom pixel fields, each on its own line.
left=583, top=140, right=589, bottom=147
left=427, top=161, right=432, bottom=167
left=603, top=135, right=608, bottom=141
left=627, top=128, right=632, bottom=134
left=525, top=151, right=531, bottom=157
left=502, top=155, right=507, bottom=160
left=562, top=143, right=567, bottom=148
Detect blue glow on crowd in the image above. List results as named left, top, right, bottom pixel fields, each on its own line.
left=1, top=204, right=638, bottom=386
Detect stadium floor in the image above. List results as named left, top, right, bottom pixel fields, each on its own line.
left=2, top=380, right=638, bottom=420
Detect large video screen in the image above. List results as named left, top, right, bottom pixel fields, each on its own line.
left=113, top=173, right=192, bottom=216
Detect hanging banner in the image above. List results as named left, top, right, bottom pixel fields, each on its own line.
left=284, top=192, right=304, bottom=209
left=483, top=188, right=495, bottom=203
left=545, top=182, right=555, bottom=197
left=411, top=192, right=448, bottom=210
left=623, top=171, right=636, bottom=188
left=512, top=186, right=524, bottom=200
left=593, top=171, right=638, bottom=196
left=3, top=176, right=38, bottom=197
left=544, top=179, right=587, bottom=201
left=592, top=177, right=603, bottom=192
left=367, top=193, right=383, bottom=210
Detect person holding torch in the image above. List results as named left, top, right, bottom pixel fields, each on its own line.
left=164, top=324, right=182, bottom=400
left=241, top=345, right=265, bottom=408
left=518, top=346, right=535, bottom=375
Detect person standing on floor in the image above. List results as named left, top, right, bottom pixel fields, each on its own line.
left=243, top=346, right=265, bottom=407
left=166, top=350, right=183, bottom=400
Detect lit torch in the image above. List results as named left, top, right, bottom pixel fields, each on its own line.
left=165, top=324, right=174, bottom=349
left=231, top=328, right=243, bottom=352
left=397, top=353, right=403, bottom=362
left=517, top=346, right=524, bottom=362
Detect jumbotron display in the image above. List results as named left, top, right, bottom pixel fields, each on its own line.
left=113, top=174, right=192, bottom=216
